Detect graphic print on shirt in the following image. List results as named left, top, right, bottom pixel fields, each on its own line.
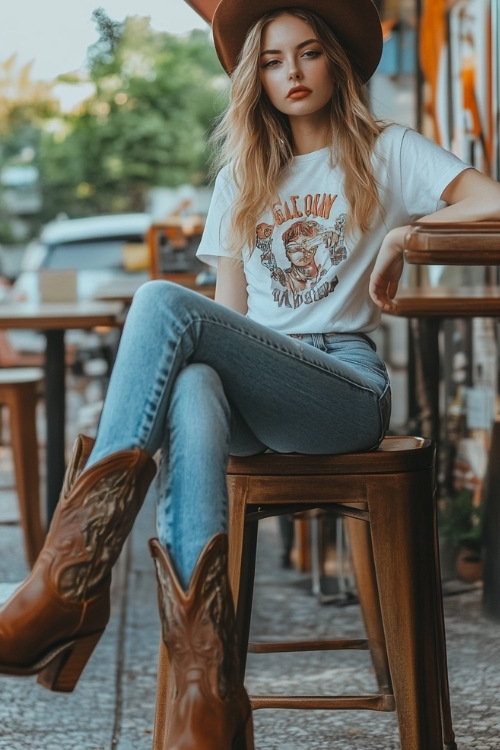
left=255, top=191, right=347, bottom=310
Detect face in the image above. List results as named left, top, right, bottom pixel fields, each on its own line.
left=259, top=14, right=334, bottom=123
left=285, top=233, right=319, bottom=266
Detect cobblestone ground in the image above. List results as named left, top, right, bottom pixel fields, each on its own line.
left=247, top=528, right=500, bottom=750
left=0, top=441, right=499, bottom=749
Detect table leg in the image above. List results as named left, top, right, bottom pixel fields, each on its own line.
left=409, top=317, right=441, bottom=443
left=44, top=329, right=66, bottom=523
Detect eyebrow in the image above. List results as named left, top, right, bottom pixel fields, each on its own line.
left=260, top=38, right=320, bottom=57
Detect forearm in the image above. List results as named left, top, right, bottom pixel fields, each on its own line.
left=419, top=188, right=500, bottom=224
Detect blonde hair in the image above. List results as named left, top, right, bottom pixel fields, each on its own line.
left=210, top=8, right=386, bottom=256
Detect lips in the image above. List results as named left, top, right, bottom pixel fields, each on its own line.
left=287, top=86, right=311, bottom=100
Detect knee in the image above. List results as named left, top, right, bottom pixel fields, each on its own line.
left=172, top=363, right=224, bottom=400
left=132, top=279, right=175, bottom=311
left=169, top=364, right=231, bottom=442
left=124, top=280, right=192, bottom=337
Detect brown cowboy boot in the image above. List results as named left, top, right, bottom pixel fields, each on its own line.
left=149, top=534, right=254, bottom=750
left=0, top=434, right=156, bottom=692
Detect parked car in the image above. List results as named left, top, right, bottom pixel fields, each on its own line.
left=14, top=212, right=151, bottom=297
left=8, top=213, right=152, bottom=370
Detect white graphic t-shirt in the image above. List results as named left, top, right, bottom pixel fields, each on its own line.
left=197, top=125, right=469, bottom=334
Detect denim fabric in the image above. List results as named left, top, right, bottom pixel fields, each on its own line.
left=86, top=280, right=391, bottom=587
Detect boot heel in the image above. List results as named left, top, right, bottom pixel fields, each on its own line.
left=37, top=631, right=104, bottom=693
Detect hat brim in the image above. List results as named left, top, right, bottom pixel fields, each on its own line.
left=212, top=0, right=383, bottom=82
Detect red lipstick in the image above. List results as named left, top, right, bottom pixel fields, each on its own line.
left=287, top=86, right=312, bottom=99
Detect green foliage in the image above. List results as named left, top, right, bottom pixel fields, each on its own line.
left=438, top=488, right=483, bottom=550
left=37, top=13, right=227, bottom=220
left=1, top=10, right=227, bottom=228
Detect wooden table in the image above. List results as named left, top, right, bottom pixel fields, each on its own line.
left=391, top=284, right=500, bottom=446
left=390, top=223, right=500, bottom=454
left=93, top=278, right=147, bottom=303
left=393, top=221, right=500, bottom=621
left=0, top=301, right=124, bottom=522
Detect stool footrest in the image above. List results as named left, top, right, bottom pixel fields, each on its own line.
left=249, top=693, right=395, bottom=711
left=246, top=504, right=369, bottom=523
left=248, top=638, right=369, bottom=653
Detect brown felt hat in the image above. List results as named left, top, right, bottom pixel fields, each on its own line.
left=212, top=0, right=383, bottom=81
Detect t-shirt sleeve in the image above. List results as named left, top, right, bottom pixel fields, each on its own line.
left=196, top=167, right=236, bottom=268
left=399, top=128, right=471, bottom=220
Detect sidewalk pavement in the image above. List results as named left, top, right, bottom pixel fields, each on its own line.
left=1, top=441, right=500, bottom=749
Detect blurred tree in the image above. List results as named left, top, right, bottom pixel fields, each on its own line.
left=0, top=56, right=58, bottom=135
left=38, top=10, right=227, bottom=220
left=0, top=56, right=58, bottom=243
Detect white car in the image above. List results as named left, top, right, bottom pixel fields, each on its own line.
left=14, top=212, right=151, bottom=300
left=9, top=213, right=152, bottom=366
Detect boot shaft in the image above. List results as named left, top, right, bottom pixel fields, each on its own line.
left=45, top=436, right=157, bottom=600
left=150, top=535, right=242, bottom=701
left=0, top=436, right=156, bottom=690
left=149, top=535, right=253, bottom=750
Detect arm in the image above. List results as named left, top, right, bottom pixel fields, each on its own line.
left=369, top=168, right=500, bottom=312
left=214, top=257, right=248, bottom=314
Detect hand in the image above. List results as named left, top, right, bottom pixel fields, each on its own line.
left=369, top=226, right=408, bottom=313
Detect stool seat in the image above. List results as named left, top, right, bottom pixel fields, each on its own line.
left=0, top=367, right=44, bottom=567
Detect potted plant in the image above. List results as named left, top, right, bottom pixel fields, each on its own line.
left=438, top=488, right=483, bottom=583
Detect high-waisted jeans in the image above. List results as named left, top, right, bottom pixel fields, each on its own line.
left=86, top=280, right=391, bottom=588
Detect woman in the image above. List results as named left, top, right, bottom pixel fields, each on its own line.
left=1, top=1, right=500, bottom=748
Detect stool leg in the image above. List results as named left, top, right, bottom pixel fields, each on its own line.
left=234, top=519, right=258, bottom=678
left=5, top=385, right=45, bottom=567
left=227, top=477, right=258, bottom=680
left=344, top=515, right=392, bottom=694
left=368, top=469, right=447, bottom=750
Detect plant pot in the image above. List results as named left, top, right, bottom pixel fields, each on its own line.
left=455, top=545, right=483, bottom=584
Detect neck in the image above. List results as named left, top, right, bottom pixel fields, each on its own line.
left=290, top=114, right=330, bottom=155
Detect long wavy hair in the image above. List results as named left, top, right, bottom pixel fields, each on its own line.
left=210, top=8, right=387, bottom=256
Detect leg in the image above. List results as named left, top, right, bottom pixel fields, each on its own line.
left=148, top=365, right=261, bottom=749
left=84, top=282, right=386, bottom=749
left=6, top=383, right=45, bottom=567
left=368, top=469, right=445, bottom=749
left=44, top=329, right=66, bottom=522
left=344, top=515, right=391, bottom=694
left=88, top=281, right=388, bottom=592
left=89, top=281, right=390, bottom=463
left=278, top=515, right=295, bottom=568
left=154, top=363, right=260, bottom=588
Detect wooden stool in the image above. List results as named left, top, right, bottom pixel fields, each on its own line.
left=0, top=368, right=45, bottom=567
left=153, top=436, right=456, bottom=750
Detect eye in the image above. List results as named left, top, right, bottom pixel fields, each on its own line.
left=262, top=58, right=280, bottom=69
left=302, top=49, right=321, bottom=59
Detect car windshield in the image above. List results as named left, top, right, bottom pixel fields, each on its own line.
left=43, top=238, right=144, bottom=271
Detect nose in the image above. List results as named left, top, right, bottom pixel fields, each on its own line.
left=288, top=63, right=302, bottom=80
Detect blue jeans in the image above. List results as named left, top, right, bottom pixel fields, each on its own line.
left=87, top=280, right=391, bottom=588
